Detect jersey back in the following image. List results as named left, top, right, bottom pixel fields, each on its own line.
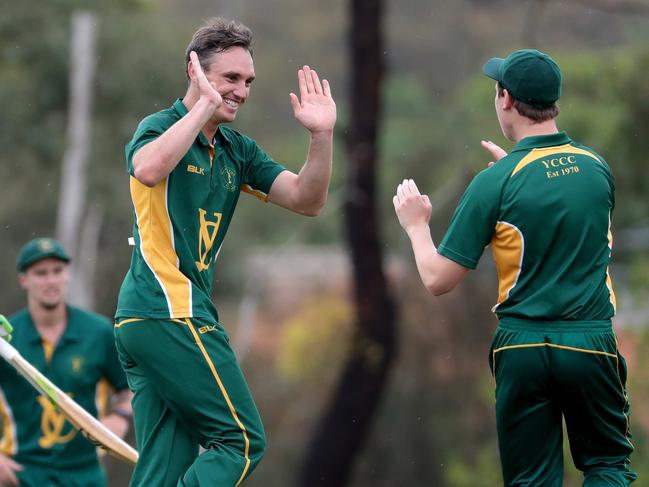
left=438, top=132, right=615, bottom=321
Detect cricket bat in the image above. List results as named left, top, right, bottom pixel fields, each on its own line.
left=0, top=317, right=138, bottom=466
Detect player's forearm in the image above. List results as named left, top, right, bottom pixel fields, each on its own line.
left=292, top=130, right=334, bottom=216
left=407, top=224, right=441, bottom=291
left=133, top=98, right=216, bottom=187
left=406, top=224, right=459, bottom=296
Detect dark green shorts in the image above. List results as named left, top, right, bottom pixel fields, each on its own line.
left=114, top=317, right=265, bottom=487
left=489, top=318, right=636, bottom=486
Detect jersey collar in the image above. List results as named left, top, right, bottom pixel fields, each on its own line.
left=172, top=98, right=234, bottom=147
left=511, top=131, right=572, bottom=153
left=25, top=306, right=82, bottom=345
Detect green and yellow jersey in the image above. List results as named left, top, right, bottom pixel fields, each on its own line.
left=116, top=99, right=285, bottom=322
left=0, top=307, right=128, bottom=468
left=438, top=132, right=615, bottom=321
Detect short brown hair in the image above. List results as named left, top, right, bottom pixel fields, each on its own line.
left=497, top=82, right=559, bottom=123
left=184, top=17, right=253, bottom=77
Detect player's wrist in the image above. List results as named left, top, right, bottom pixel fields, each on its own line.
left=405, top=222, right=430, bottom=239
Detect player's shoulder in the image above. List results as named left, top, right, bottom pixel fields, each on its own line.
left=218, top=125, right=255, bottom=147
left=7, top=308, right=30, bottom=328
left=134, top=102, right=181, bottom=137
left=473, top=153, right=519, bottom=182
left=138, top=107, right=177, bottom=131
left=570, top=140, right=609, bottom=165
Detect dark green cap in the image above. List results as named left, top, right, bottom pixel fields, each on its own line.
left=483, top=48, right=562, bottom=106
left=17, top=238, right=71, bottom=272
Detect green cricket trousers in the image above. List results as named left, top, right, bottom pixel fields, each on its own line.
left=114, top=317, right=266, bottom=487
left=490, top=318, right=636, bottom=486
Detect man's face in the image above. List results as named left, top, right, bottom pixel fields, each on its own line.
left=204, top=46, right=255, bottom=123
left=19, top=258, right=69, bottom=310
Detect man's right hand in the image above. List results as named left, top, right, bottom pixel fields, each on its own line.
left=188, top=50, right=223, bottom=111
left=0, top=315, right=12, bottom=342
left=481, top=140, right=508, bottom=167
left=0, top=453, right=23, bottom=486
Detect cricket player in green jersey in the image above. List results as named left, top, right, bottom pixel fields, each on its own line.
left=393, top=49, right=636, bottom=486
left=0, top=238, right=133, bottom=487
left=114, top=17, right=336, bottom=487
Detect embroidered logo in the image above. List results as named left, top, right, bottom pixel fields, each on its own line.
left=37, top=395, right=77, bottom=448
left=187, top=164, right=206, bottom=175
left=221, top=166, right=237, bottom=192
left=195, top=209, right=223, bottom=272
left=198, top=324, right=218, bottom=334
left=37, top=239, right=55, bottom=252
left=71, top=356, right=84, bottom=374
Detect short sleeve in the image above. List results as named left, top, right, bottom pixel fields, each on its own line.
left=437, top=169, right=503, bottom=269
left=125, top=116, right=168, bottom=177
left=239, top=134, right=286, bottom=195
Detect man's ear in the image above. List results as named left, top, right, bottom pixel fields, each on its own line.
left=502, top=89, right=514, bottom=110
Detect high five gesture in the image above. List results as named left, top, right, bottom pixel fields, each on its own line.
left=290, top=66, right=336, bottom=135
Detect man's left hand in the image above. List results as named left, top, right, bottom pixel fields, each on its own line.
left=290, top=66, right=336, bottom=134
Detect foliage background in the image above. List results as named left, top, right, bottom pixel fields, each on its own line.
left=2, top=0, right=649, bottom=485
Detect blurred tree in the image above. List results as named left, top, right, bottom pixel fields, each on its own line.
left=296, top=0, right=397, bottom=485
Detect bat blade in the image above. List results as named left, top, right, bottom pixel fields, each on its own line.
left=0, top=334, right=138, bottom=465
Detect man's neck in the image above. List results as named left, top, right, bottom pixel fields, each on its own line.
left=29, top=302, right=67, bottom=343
left=513, top=119, right=559, bottom=142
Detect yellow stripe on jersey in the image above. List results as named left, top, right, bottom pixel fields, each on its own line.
left=0, top=388, right=17, bottom=455
left=130, top=176, right=193, bottom=318
left=491, top=221, right=525, bottom=309
left=241, top=184, right=269, bottom=202
left=114, top=318, right=146, bottom=328
left=606, top=215, right=617, bottom=311
left=511, top=144, right=604, bottom=176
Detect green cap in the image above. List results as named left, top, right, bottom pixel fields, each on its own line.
left=16, top=238, right=71, bottom=272
left=483, top=48, right=562, bottom=106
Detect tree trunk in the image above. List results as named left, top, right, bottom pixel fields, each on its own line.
left=56, top=11, right=98, bottom=308
left=296, top=1, right=397, bottom=485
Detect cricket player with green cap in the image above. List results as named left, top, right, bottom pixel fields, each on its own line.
left=114, top=16, right=336, bottom=487
left=393, top=49, right=636, bottom=485
left=0, top=238, right=133, bottom=487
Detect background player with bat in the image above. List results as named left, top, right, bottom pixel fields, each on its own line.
left=0, top=238, right=134, bottom=487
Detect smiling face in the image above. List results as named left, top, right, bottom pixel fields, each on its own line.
left=203, top=46, right=255, bottom=124
left=19, top=258, right=69, bottom=311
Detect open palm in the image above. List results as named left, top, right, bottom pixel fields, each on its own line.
left=290, top=66, right=336, bottom=133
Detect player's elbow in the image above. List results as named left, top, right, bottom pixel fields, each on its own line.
left=133, top=164, right=162, bottom=187
left=298, top=196, right=327, bottom=217
left=426, top=283, right=453, bottom=296
left=422, top=275, right=455, bottom=296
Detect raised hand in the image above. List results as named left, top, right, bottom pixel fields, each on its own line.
left=289, top=66, right=336, bottom=134
left=481, top=140, right=508, bottom=167
left=188, top=50, right=222, bottom=110
left=393, top=179, right=433, bottom=233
